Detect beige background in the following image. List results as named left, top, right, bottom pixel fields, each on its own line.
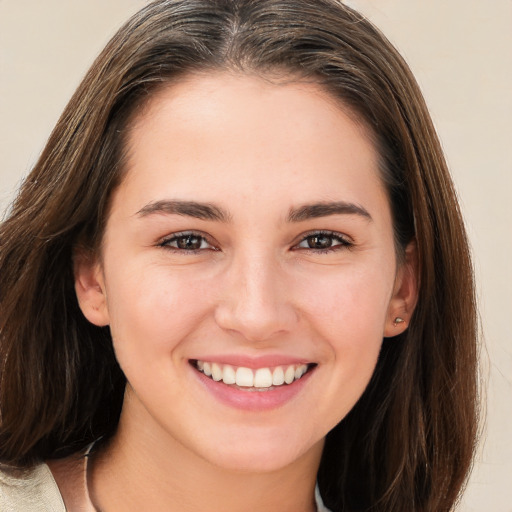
left=1, top=1, right=511, bottom=510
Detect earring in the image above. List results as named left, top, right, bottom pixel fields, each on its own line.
left=393, top=317, right=405, bottom=326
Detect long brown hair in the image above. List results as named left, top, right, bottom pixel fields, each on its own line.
left=0, top=1, right=478, bottom=510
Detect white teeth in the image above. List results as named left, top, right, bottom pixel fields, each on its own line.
left=272, top=366, right=285, bottom=386
left=222, top=365, right=236, bottom=385
left=295, top=364, right=307, bottom=379
left=254, top=368, right=273, bottom=388
left=236, top=367, right=254, bottom=387
left=211, top=363, right=222, bottom=382
left=195, top=360, right=312, bottom=388
left=284, top=365, right=295, bottom=384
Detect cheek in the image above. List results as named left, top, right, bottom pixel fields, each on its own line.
left=104, top=262, right=214, bottom=360
left=295, top=263, right=393, bottom=338
left=292, top=263, right=393, bottom=407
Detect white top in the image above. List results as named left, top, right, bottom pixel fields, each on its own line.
left=0, top=461, right=332, bottom=511
left=0, top=463, right=66, bottom=511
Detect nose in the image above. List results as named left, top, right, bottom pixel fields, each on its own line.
left=214, top=252, right=298, bottom=343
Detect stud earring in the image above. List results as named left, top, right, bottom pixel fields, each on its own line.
left=393, top=317, right=405, bottom=326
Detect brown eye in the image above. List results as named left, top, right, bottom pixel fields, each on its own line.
left=295, top=231, right=352, bottom=252
left=306, top=234, right=334, bottom=249
left=175, top=235, right=204, bottom=250
left=161, top=232, right=212, bottom=251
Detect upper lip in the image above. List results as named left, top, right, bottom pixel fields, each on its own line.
left=189, top=354, right=313, bottom=369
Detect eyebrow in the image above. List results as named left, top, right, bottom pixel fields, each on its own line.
left=136, top=199, right=371, bottom=223
left=136, top=200, right=231, bottom=222
left=287, top=201, right=372, bottom=222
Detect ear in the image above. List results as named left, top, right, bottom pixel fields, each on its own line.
left=384, top=241, right=419, bottom=338
left=73, top=248, right=110, bottom=327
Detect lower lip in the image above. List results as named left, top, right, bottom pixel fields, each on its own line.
left=192, top=365, right=314, bottom=411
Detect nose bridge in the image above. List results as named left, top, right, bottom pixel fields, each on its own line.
left=239, top=252, right=278, bottom=310
left=214, top=246, right=296, bottom=341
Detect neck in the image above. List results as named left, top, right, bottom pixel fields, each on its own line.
left=89, top=398, right=323, bottom=512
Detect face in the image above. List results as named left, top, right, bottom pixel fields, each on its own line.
left=76, top=72, right=415, bottom=473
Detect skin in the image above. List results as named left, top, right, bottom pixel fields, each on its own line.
left=73, top=71, right=417, bottom=512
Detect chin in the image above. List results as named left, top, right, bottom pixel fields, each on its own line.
left=210, top=451, right=302, bottom=474
left=197, top=432, right=324, bottom=474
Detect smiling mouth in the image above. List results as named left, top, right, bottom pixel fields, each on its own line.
left=191, top=360, right=316, bottom=391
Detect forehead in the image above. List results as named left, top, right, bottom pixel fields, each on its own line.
left=130, top=71, right=373, bottom=146
left=116, top=71, right=387, bottom=220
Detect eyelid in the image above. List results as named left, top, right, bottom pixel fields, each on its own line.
left=157, top=229, right=353, bottom=253
left=292, top=229, right=354, bottom=251
left=158, top=230, right=218, bottom=251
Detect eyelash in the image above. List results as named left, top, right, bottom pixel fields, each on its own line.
left=159, top=229, right=353, bottom=255
left=292, top=230, right=353, bottom=253
left=158, top=231, right=217, bottom=253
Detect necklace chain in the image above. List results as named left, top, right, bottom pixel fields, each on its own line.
left=84, top=444, right=101, bottom=512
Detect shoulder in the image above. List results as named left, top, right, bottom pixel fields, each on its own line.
left=0, top=462, right=65, bottom=511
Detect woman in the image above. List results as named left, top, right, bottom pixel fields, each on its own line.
left=0, top=0, right=478, bottom=510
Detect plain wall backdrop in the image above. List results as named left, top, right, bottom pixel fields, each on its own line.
left=1, top=1, right=511, bottom=510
